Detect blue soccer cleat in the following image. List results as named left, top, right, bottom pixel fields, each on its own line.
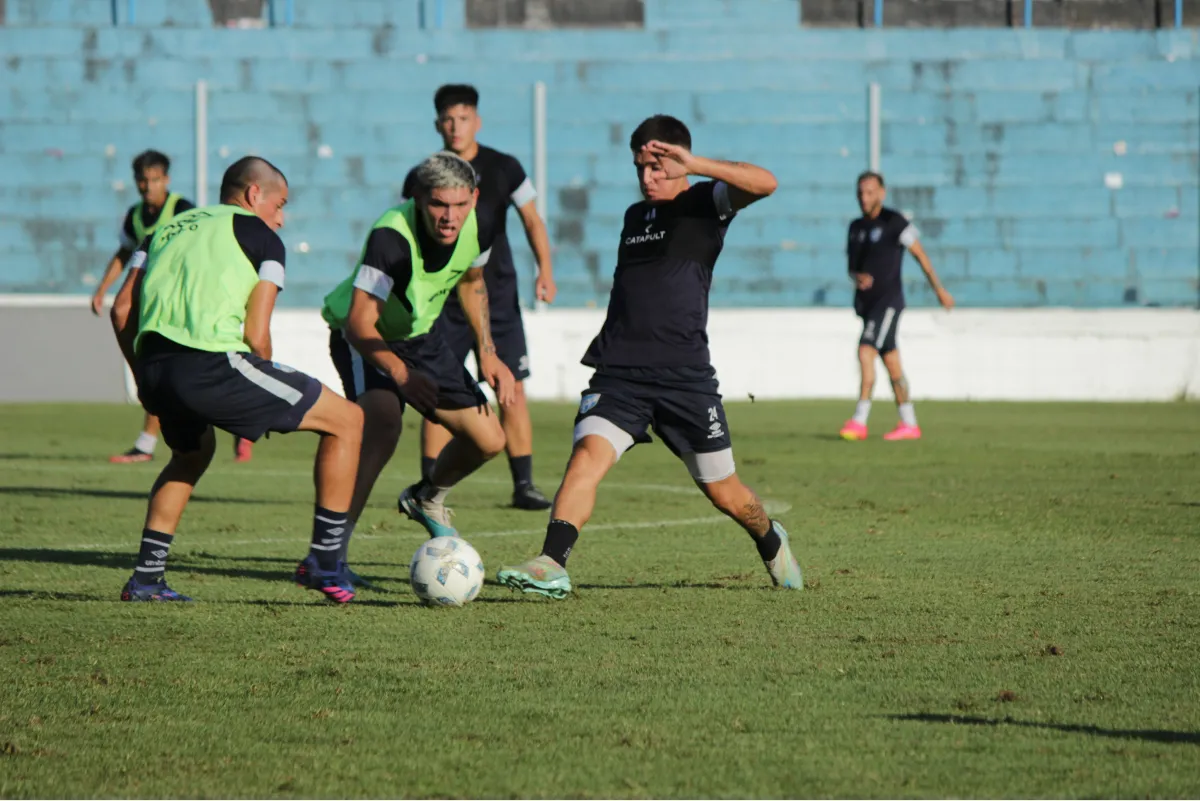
left=120, top=577, right=193, bottom=602
left=294, top=556, right=356, bottom=604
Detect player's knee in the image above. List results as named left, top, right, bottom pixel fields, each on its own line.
left=475, top=420, right=507, bottom=460
left=701, top=475, right=749, bottom=515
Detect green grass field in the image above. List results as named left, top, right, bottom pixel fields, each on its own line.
left=1, top=400, right=1198, bottom=798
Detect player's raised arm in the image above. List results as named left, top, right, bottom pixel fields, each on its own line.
left=641, top=140, right=777, bottom=212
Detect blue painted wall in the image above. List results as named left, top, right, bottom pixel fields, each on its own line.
left=1, top=0, right=1197, bottom=308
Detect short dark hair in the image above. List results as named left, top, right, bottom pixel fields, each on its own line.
left=132, top=149, right=170, bottom=175
left=434, top=84, right=479, bottom=115
left=629, top=115, right=691, bottom=152
left=857, top=171, right=885, bottom=188
left=220, top=156, right=287, bottom=203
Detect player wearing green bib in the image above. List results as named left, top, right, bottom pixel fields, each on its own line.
left=108, top=157, right=365, bottom=604
left=320, top=151, right=515, bottom=555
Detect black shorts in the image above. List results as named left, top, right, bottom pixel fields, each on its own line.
left=136, top=334, right=322, bottom=453
left=858, top=303, right=902, bottom=355
left=437, top=293, right=531, bottom=382
left=328, top=328, right=487, bottom=420
left=573, top=366, right=735, bottom=482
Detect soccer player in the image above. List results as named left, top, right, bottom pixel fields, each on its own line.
left=401, top=84, right=557, bottom=511
left=320, top=151, right=515, bottom=557
left=109, top=157, right=364, bottom=603
left=838, top=171, right=954, bottom=442
left=496, top=115, right=803, bottom=598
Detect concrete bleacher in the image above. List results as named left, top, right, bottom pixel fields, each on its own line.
left=1, top=0, right=1196, bottom=308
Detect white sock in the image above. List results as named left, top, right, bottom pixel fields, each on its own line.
left=420, top=483, right=453, bottom=505
left=898, top=403, right=918, bottom=427
left=853, top=400, right=872, bottom=425
left=134, top=432, right=157, bottom=454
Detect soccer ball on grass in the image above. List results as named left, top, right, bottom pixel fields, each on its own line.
left=409, top=536, right=484, bottom=607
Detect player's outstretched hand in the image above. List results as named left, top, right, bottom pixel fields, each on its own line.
left=480, top=354, right=516, bottom=407
left=536, top=271, right=557, bottom=304
left=642, top=140, right=695, bottom=179
left=90, top=292, right=105, bottom=316
left=937, top=287, right=955, bottom=310
left=396, top=366, right=438, bottom=412
left=853, top=273, right=874, bottom=291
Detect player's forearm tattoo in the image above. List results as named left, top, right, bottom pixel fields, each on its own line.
left=473, top=282, right=496, bottom=356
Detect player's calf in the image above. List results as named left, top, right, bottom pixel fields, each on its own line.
left=696, top=472, right=803, bottom=590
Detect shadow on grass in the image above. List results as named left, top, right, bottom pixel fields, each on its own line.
left=0, top=486, right=293, bottom=506
left=0, top=452, right=108, bottom=463
left=0, top=548, right=296, bottom=583
left=0, top=589, right=105, bottom=602
left=575, top=581, right=764, bottom=591
left=886, top=713, right=1200, bottom=746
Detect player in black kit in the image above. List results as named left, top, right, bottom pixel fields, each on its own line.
left=838, top=171, right=954, bottom=442
left=496, top=115, right=803, bottom=598
left=402, top=84, right=557, bottom=510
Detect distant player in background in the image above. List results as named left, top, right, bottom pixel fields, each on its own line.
left=839, top=171, right=954, bottom=442
left=497, top=115, right=802, bottom=598
left=91, top=150, right=253, bottom=463
left=402, top=84, right=557, bottom=511
left=109, top=157, right=363, bottom=603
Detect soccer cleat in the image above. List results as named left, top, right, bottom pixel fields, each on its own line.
left=109, top=448, right=153, bottom=464
left=839, top=420, right=868, bottom=441
left=294, top=556, right=377, bottom=592
left=496, top=555, right=572, bottom=599
left=763, top=521, right=803, bottom=590
left=511, top=483, right=553, bottom=511
left=883, top=423, right=922, bottom=441
left=120, top=577, right=192, bottom=602
left=398, top=484, right=459, bottom=538
left=234, top=437, right=253, bottom=462
left=294, top=557, right=355, bottom=604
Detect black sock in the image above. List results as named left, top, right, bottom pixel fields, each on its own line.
left=134, top=528, right=173, bottom=584
left=420, top=456, right=437, bottom=483
left=541, top=519, right=579, bottom=568
left=337, top=519, right=356, bottom=564
left=509, top=454, right=534, bottom=489
left=310, top=506, right=349, bottom=571
left=755, top=521, right=782, bottom=562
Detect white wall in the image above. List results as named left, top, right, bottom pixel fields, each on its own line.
left=272, top=307, right=1200, bottom=403
left=3, top=297, right=1196, bottom=403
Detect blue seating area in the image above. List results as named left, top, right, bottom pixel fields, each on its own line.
left=1, top=0, right=1196, bottom=307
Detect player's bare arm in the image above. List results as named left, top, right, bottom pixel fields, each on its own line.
left=242, top=281, right=279, bottom=360
left=642, top=140, right=777, bottom=211
left=91, top=247, right=134, bottom=316
left=908, top=239, right=955, bottom=309
left=109, top=266, right=143, bottom=370
left=515, top=200, right=557, bottom=303
left=345, top=288, right=438, bottom=410
left=457, top=267, right=516, bottom=406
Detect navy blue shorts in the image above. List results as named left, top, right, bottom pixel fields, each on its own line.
left=136, top=334, right=322, bottom=453
left=328, top=328, right=487, bottom=420
left=572, top=366, right=736, bottom=482
left=436, top=295, right=531, bottom=382
left=858, top=303, right=902, bottom=355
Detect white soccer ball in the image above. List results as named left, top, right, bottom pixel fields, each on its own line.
left=409, top=536, right=484, bottom=607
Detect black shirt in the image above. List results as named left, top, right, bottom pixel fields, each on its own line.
left=847, top=206, right=918, bottom=313
left=131, top=212, right=287, bottom=291
left=119, top=197, right=196, bottom=250
left=402, top=145, right=535, bottom=317
left=582, top=180, right=735, bottom=369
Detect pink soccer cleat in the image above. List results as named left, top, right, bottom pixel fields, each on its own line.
left=234, top=437, right=253, bottom=463
left=839, top=420, right=868, bottom=441
left=883, top=423, right=922, bottom=441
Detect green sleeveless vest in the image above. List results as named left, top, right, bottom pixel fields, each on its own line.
left=321, top=200, right=481, bottom=342
left=131, top=192, right=183, bottom=244
left=135, top=205, right=263, bottom=355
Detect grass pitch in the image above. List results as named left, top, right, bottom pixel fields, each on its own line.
left=1, top=400, right=1198, bottom=798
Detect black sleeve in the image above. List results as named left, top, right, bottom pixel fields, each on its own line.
left=500, top=154, right=529, bottom=198
left=175, top=198, right=196, bottom=213
left=400, top=169, right=419, bottom=201
left=679, top=180, right=734, bottom=222
left=232, top=214, right=287, bottom=289
left=475, top=211, right=496, bottom=263
left=119, top=207, right=137, bottom=249
left=358, top=227, right=413, bottom=300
